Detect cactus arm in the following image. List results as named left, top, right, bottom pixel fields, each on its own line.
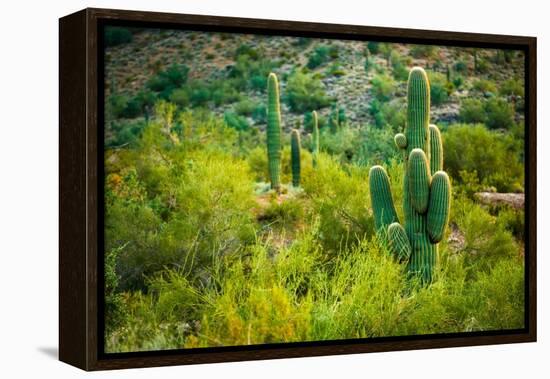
left=406, top=67, right=431, bottom=157
left=394, top=133, right=407, bottom=150
left=267, top=73, right=282, bottom=191
left=408, top=148, right=431, bottom=214
left=290, top=129, right=301, bottom=187
left=369, top=166, right=399, bottom=230
left=427, top=171, right=451, bottom=243
left=429, top=124, right=443, bottom=174
left=388, top=222, right=411, bottom=261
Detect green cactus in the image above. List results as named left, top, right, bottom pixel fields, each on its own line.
left=267, top=72, right=282, bottom=191
left=312, top=110, right=320, bottom=168
left=290, top=129, right=301, bottom=187
left=369, top=67, right=451, bottom=283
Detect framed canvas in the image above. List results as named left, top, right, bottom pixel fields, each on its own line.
left=59, top=8, right=537, bottom=371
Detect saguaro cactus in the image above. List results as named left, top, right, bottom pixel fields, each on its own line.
left=369, top=67, right=451, bottom=283
left=267, top=72, right=282, bottom=191
left=291, top=129, right=301, bottom=187
left=312, top=110, right=320, bottom=167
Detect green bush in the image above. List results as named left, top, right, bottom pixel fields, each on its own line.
left=284, top=71, right=331, bottom=113
left=105, top=27, right=133, bottom=47
left=224, top=111, right=250, bottom=131
left=146, top=64, right=190, bottom=99
left=233, top=99, right=256, bottom=116
left=427, top=71, right=450, bottom=105
left=368, top=98, right=406, bottom=130
left=307, top=45, right=339, bottom=69
left=390, top=51, right=409, bottom=81
left=443, top=124, right=524, bottom=192
left=410, top=44, right=438, bottom=58
left=370, top=73, right=396, bottom=102
left=459, top=98, right=487, bottom=124
left=453, top=60, right=468, bottom=73
left=367, top=41, right=380, bottom=54
left=472, top=79, right=497, bottom=95
left=500, top=78, right=524, bottom=97
left=484, top=97, right=515, bottom=130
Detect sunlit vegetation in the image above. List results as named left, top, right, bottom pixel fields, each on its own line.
left=103, top=26, right=526, bottom=353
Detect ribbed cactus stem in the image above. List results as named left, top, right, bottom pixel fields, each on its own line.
left=267, top=73, right=282, bottom=192
left=369, top=67, right=451, bottom=284
left=427, top=172, right=451, bottom=243
left=312, top=110, right=320, bottom=168
left=290, top=129, right=301, bottom=187
left=369, top=165, right=399, bottom=230
left=429, top=124, right=443, bottom=174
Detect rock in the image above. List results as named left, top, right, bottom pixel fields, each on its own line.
left=474, top=192, right=524, bottom=210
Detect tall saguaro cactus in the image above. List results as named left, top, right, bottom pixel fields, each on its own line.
left=267, top=73, right=282, bottom=191
left=369, top=67, right=451, bottom=283
left=312, top=110, right=320, bottom=168
left=290, top=129, right=301, bottom=187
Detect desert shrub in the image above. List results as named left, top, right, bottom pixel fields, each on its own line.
left=234, top=44, right=260, bottom=60
left=369, top=98, right=406, bottom=130
left=452, top=194, right=520, bottom=273
left=262, top=196, right=305, bottom=227
left=459, top=98, right=487, bottom=124
left=484, top=97, right=515, bottom=130
left=326, top=62, right=346, bottom=77
left=210, top=79, right=242, bottom=106
left=146, top=64, right=190, bottom=99
left=105, top=27, right=133, bottom=47
left=500, top=78, right=524, bottom=97
left=410, top=44, right=438, bottom=58
left=443, top=124, right=524, bottom=192
left=284, top=71, right=331, bottom=113
left=224, top=111, right=250, bottom=131
left=367, top=41, right=380, bottom=54
left=319, top=127, right=359, bottom=163
left=105, top=116, right=257, bottom=291
left=169, top=88, right=190, bottom=107
left=498, top=207, right=525, bottom=241
left=454, top=60, right=468, bottom=73
left=353, top=125, right=399, bottom=166
left=251, top=103, right=267, bottom=124
left=105, top=245, right=128, bottom=334
left=472, top=79, right=497, bottom=95
left=427, top=71, right=450, bottom=105
left=233, top=98, right=256, bottom=116
left=476, top=58, right=489, bottom=73
left=370, top=73, right=396, bottom=102
left=307, top=45, right=338, bottom=69
left=459, top=97, right=515, bottom=130
left=228, top=55, right=280, bottom=91
left=390, top=51, right=409, bottom=81
left=188, top=82, right=211, bottom=107
left=452, top=75, right=464, bottom=89
left=301, top=155, right=374, bottom=253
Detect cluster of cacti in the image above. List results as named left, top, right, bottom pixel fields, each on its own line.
left=267, top=72, right=282, bottom=191
left=290, top=129, right=301, bottom=187
left=312, top=110, right=320, bottom=168
left=369, top=67, right=451, bottom=283
left=266, top=72, right=302, bottom=190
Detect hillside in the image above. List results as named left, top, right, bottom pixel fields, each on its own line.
left=104, top=27, right=525, bottom=145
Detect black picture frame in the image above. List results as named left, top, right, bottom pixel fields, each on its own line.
left=59, top=7, right=537, bottom=371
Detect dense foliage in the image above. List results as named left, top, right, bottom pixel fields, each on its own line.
left=103, top=29, right=526, bottom=352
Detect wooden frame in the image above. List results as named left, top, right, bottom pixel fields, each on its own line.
left=59, top=7, right=537, bottom=371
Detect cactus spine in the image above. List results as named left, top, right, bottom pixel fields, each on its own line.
left=290, top=129, right=301, bottom=187
left=369, top=67, right=451, bottom=283
left=312, top=110, right=320, bottom=168
left=267, top=73, right=282, bottom=191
